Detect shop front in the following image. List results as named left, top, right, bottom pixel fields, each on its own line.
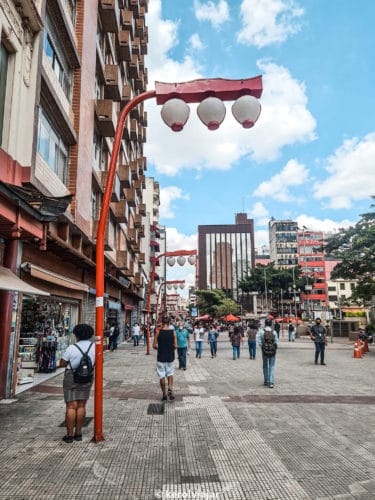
left=13, top=262, right=89, bottom=393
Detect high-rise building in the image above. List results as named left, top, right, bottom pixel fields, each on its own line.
left=0, top=0, right=150, bottom=398
left=269, top=219, right=298, bottom=268
left=298, top=230, right=327, bottom=313
left=198, top=213, right=255, bottom=302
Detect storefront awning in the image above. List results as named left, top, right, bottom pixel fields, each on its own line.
left=21, top=263, right=89, bottom=292
left=0, top=266, right=50, bottom=295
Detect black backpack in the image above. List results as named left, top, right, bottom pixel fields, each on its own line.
left=71, top=343, right=94, bottom=384
left=262, top=329, right=277, bottom=358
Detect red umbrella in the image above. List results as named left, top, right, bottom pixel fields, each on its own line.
left=224, top=313, right=240, bottom=322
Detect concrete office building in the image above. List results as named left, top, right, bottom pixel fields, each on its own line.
left=198, top=213, right=255, bottom=302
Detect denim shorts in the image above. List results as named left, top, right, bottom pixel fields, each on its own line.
left=156, top=361, right=174, bottom=379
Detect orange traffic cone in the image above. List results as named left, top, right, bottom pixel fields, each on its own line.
left=359, top=340, right=365, bottom=355
left=353, top=340, right=362, bottom=359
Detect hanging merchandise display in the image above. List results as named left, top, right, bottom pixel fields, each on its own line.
left=17, top=296, right=79, bottom=384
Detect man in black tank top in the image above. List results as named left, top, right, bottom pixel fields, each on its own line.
left=153, top=316, right=178, bottom=401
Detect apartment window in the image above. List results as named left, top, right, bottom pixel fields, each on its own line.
left=65, top=0, right=77, bottom=26
left=93, top=132, right=107, bottom=171
left=0, top=43, right=9, bottom=145
left=43, top=15, right=73, bottom=100
left=340, top=283, right=345, bottom=290
left=38, top=109, right=69, bottom=185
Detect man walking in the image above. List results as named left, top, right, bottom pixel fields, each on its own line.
left=153, top=316, right=178, bottom=401
left=310, top=318, right=328, bottom=365
left=258, top=319, right=278, bottom=388
left=176, top=320, right=190, bottom=370
left=132, top=322, right=140, bottom=346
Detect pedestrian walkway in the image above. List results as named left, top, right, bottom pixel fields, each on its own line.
left=1, top=336, right=375, bottom=499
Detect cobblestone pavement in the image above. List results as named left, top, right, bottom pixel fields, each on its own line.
left=1, top=335, right=375, bottom=499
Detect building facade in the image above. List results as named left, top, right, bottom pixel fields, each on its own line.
left=269, top=219, right=299, bottom=268
left=0, top=0, right=150, bottom=398
left=198, top=213, right=255, bottom=302
left=298, top=230, right=328, bottom=314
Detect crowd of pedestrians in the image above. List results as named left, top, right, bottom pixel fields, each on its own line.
left=59, top=316, right=328, bottom=441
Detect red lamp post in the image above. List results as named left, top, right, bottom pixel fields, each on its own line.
left=155, top=279, right=185, bottom=324
left=145, top=249, right=197, bottom=355
left=93, top=76, right=263, bottom=442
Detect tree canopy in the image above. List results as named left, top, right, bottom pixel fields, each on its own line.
left=325, top=197, right=375, bottom=302
left=195, top=289, right=240, bottom=317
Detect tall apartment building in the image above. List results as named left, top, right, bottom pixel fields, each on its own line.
left=0, top=0, right=150, bottom=398
left=269, top=219, right=299, bottom=268
left=198, top=213, right=255, bottom=302
left=298, top=230, right=327, bottom=312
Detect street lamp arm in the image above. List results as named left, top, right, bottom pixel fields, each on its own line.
left=154, top=76, right=263, bottom=104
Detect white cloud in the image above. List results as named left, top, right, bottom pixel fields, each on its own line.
left=165, top=227, right=197, bottom=252
left=160, top=186, right=189, bottom=219
left=189, top=33, right=205, bottom=50
left=254, top=229, right=269, bottom=249
left=194, top=0, right=230, bottom=28
left=248, top=202, right=269, bottom=226
left=145, top=5, right=316, bottom=175
left=146, top=0, right=203, bottom=83
left=253, top=159, right=309, bottom=201
left=237, top=0, right=304, bottom=48
left=313, top=133, right=375, bottom=209
left=296, top=215, right=354, bottom=234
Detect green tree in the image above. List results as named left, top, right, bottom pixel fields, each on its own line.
left=325, top=197, right=375, bottom=302
left=195, top=289, right=239, bottom=317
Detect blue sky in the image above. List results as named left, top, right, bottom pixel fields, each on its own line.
left=144, top=0, right=375, bottom=287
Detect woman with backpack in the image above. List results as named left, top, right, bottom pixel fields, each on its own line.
left=59, top=324, right=95, bottom=443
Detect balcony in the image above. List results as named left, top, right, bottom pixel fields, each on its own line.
left=122, top=83, right=132, bottom=103
left=138, top=252, right=145, bottom=264
left=129, top=54, right=139, bottom=79
left=127, top=227, right=137, bottom=244
left=134, top=73, right=144, bottom=92
left=117, top=164, right=131, bottom=189
left=131, top=37, right=140, bottom=57
left=134, top=272, right=142, bottom=286
left=129, top=0, right=140, bottom=18
left=130, top=160, right=139, bottom=180
left=138, top=203, right=146, bottom=216
left=135, top=18, right=144, bottom=37
left=124, top=187, right=136, bottom=206
left=95, top=100, right=116, bottom=137
left=138, top=156, right=146, bottom=173
left=139, top=174, right=146, bottom=189
left=130, top=118, right=138, bottom=141
left=138, top=224, right=145, bottom=237
left=104, top=65, right=121, bottom=101
left=97, top=171, right=121, bottom=201
left=122, top=259, right=134, bottom=277
left=110, top=199, right=127, bottom=223
left=116, top=250, right=128, bottom=269
left=133, top=179, right=142, bottom=197
left=117, top=29, right=132, bottom=61
left=134, top=213, right=142, bottom=227
left=93, top=219, right=114, bottom=251
left=99, top=0, right=120, bottom=33
left=121, top=9, right=134, bottom=39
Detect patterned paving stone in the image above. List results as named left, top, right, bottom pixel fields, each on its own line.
left=0, top=337, right=375, bottom=499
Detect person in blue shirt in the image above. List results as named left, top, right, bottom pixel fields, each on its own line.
left=207, top=324, right=218, bottom=358
left=175, top=320, right=190, bottom=370
left=258, top=319, right=279, bottom=388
